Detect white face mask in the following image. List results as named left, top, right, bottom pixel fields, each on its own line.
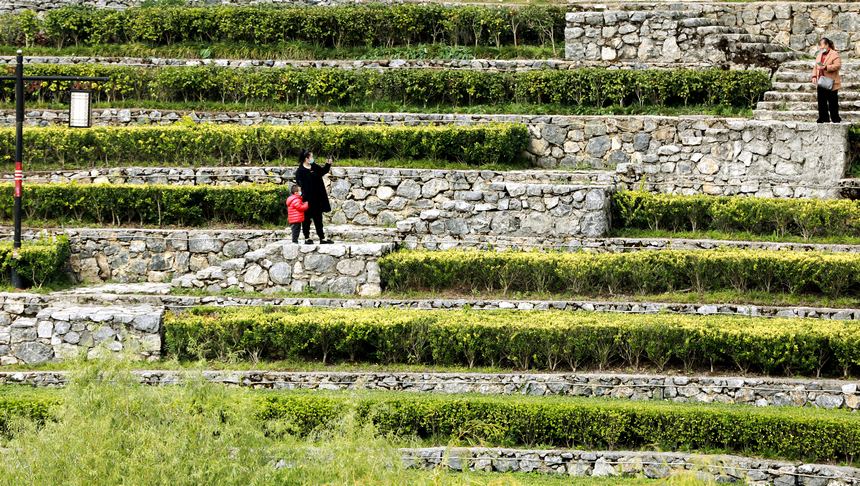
left=309, top=157, right=315, bottom=165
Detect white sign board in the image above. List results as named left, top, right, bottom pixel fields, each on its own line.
left=69, top=90, right=91, bottom=128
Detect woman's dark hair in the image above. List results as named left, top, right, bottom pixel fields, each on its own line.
left=820, top=37, right=835, bottom=49
left=298, top=149, right=312, bottom=165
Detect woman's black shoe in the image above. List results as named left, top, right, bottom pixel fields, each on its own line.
left=304, top=239, right=314, bottom=244
left=320, top=239, right=334, bottom=244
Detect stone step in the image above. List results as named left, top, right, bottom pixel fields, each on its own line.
left=779, top=59, right=860, bottom=71
left=695, top=25, right=746, bottom=36
left=763, top=91, right=860, bottom=102
left=756, top=100, right=860, bottom=111
left=1, top=370, right=858, bottom=410
left=754, top=109, right=860, bottom=122
left=44, top=287, right=860, bottom=321
left=770, top=81, right=860, bottom=92
left=703, top=33, right=772, bottom=45
left=776, top=71, right=860, bottom=83
left=0, top=304, right=163, bottom=365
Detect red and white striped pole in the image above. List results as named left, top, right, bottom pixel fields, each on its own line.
left=11, top=50, right=23, bottom=289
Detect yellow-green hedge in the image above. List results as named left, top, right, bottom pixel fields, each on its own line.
left=612, top=191, right=860, bottom=239
left=0, top=236, right=70, bottom=287
left=164, top=307, right=860, bottom=377
left=259, top=392, right=860, bottom=463
left=0, top=123, right=528, bottom=168
left=380, top=249, right=860, bottom=297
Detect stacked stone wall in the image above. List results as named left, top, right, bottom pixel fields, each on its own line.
left=7, top=110, right=849, bottom=198
left=0, top=304, right=161, bottom=365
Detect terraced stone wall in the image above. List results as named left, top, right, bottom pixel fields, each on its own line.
left=0, top=304, right=162, bottom=365
left=9, top=110, right=850, bottom=198
left=62, top=229, right=393, bottom=295
left=567, top=2, right=860, bottom=56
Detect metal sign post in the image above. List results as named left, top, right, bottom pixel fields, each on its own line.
left=0, top=50, right=109, bottom=288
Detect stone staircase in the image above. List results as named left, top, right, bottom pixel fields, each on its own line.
left=755, top=59, right=860, bottom=122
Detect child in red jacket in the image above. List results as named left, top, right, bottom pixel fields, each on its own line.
left=286, top=185, right=309, bottom=244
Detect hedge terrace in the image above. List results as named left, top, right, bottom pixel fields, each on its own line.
left=0, top=65, right=771, bottom=110
left=259, top=392, right=860, bottom=463
left=3, top=389, right=859, bottom=463
left=0, top=124, right=528, bottom=168
left=165, top=307, right=860, bottom=377
left=381, top=249, right=860, bottom=298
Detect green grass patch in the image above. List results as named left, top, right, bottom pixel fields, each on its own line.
left=164, top=306, right=860, bottom=378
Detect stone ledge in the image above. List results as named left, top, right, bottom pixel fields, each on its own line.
left=1, top=370, right=857, bottom=410
left=14, top=286, right=859, bottom=321
left=0, top=304, right=162, bottom=365
left=402, top=447, right=860, bottom=484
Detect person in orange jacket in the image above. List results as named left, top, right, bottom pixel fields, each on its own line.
left=286, top=184, right=309, bottom=244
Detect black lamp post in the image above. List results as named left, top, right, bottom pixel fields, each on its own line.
left=0, top=50, right=108, bottom=288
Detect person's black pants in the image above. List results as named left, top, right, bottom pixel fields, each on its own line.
left=290, top=222, right=302, bottom=243
left=302, top=211, right=325, bottom=240
left=817, top=86, right=841, bottom=123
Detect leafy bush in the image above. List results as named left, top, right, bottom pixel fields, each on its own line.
left=0, top=395, right=57, bottom=435
left=0, top=64, right=771, bottom=109
left=0, top=235, right=70, bottom=287
left=259, top=392, right=860, bottom=463
left=0, top=5, right=566, bottom=49
left=380, top=249, right=860, bottom=298
left=612, top=190, right=860, bottom=239
left=0, top=123, right=528, bottom=168
left=0, top=184, right=290, bottom=226
left=164, top=307, right=860, bottom=377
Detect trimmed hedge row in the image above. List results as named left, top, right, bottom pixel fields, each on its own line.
left=0, top=124, right=528, bottom=168
left=0, top=64, right=771, bottom=109
left=380, top=249, right=860, bottom=297
left=613, top=191, right=860, bottom=239
left=1, top=184, right=290, bottom=226
left=4, top=389, right=857, bottom=463
left=0, top=236, right=70, bottom=287
left=259, top=392, right=860, bottom=463
left=164, top=307, right=860, bottom=377
left=2, top=5, right=565, bottom=49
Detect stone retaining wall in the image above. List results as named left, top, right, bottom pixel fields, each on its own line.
left=565, top=10, right=730, bottom=64
left=569, top=2, right=860, bottom=57
left=62, top=228, right=392, bottom=295
left=21, top=284, right=860, bottom=321
left=0, top=370, right=857, bottom=410
left=6, top=110, right=847, bottom=198
left=403, top=447, right=860, bottom=484
left=0, top=304, right=161, bottom=365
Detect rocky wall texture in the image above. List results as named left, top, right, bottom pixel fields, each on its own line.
left=62, top=228, right=392, bottom=295
left=5, top=110, right=848, bottom=198
left=568, top=2, right=860, bottom=57
left=403, top=447, right=860, bottom=484
left=0, top=304, right=162, bottom=365
left=0, top=370, right=857, bottom=410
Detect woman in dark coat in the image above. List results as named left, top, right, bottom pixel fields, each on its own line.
left=295, top=149, right=334, bottom=244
